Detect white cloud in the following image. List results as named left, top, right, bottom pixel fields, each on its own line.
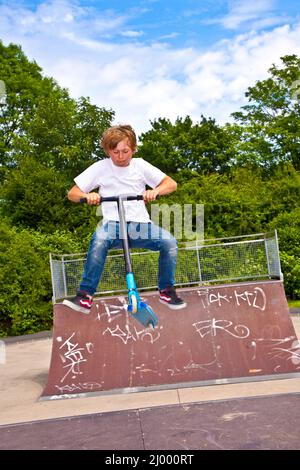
left=159, top=33, right=179, bottom=40
left=209, top=0, right=285, bottom=30
left=1, top=1, right=300, bottom=135
left=120, top=30, right=143, bottom=38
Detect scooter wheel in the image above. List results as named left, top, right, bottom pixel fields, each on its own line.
left=131, top=295, right=138, bottom=314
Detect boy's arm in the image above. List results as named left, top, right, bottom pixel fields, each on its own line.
left=67, top=184, right=101, bottom=205
left=143, top=176, right=177, bottom=203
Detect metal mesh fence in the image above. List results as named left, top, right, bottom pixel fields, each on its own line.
left=50, top=230, right=283, bottom=302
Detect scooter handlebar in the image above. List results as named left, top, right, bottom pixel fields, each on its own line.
left=101, top=195, right=144, bottom=202
left=80, top=194, right=157, bottom=204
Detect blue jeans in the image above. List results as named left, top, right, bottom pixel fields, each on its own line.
left=79, top=221, right=178, bottom=295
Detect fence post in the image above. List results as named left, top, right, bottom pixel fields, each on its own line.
left=275, top=229, right=284, bottom=281
left=61, top=255, right=68, bottom=298
left=196, top=239, right=203, bottom=284
left=264, top=234, right=272, bottom=279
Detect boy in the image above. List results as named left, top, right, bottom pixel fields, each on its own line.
left=63, top=124, right=186, bottom=314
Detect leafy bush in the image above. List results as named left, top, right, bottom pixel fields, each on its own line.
left=270, top=211, right=300, bottom=299
left=0, top=222, right=87, bottom=336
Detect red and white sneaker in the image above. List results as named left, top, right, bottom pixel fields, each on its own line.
left=159, top=287, right=187, bottom=310
left=63, top=291, right=93, bottom=314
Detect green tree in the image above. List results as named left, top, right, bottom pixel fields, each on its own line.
left=0, top=41, right=114, bottom=175
left=137, top=115, right=235, bottom=175
left=1, top=156, right=98, bottom=233
left=231, top=54, right=300, bottom=171
left=0, top=41, right=45, bottom=180
left=19, top=95, right=113, bottom=176
left=0, top=41, right=114, bottom=232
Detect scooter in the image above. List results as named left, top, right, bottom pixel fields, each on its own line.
left=81, top=194, right=158, bottom=329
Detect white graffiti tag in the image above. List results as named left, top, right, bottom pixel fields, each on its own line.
left=197, top=286, right=267, bottom=311
left=54, top=382, right=102, bottom=394
left=57, top=333, right=93, bottom=383
left=96, top=297, right=128, bottom=322
left=267, top=338, right=300, bottom=366
left=193, top=318, right=250, bottom=339
left=234, top=287, right=266, bottom=311
left=103, top=323, right=160, bottom=344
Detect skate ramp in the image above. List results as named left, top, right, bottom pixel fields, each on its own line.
left=41, top=280, right=300, bottom=399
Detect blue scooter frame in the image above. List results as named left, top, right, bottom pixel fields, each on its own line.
left=81, top=195, right=158, bottom=329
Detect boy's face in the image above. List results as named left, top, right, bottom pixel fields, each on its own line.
left=108, top=138, right=135, bottom=167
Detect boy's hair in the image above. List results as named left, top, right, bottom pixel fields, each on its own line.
left=101, top=125, right=137, bottom=154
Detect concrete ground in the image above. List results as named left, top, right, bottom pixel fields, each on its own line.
left=0, top=315, right=299, bottom=427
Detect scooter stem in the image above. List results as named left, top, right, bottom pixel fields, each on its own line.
left=117, top=196, right=133, bottom=275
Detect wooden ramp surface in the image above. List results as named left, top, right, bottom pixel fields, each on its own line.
left=41, top=281, right=300, bottom=399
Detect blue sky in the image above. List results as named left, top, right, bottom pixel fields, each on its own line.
left=1, top=0, right=300, bottom=134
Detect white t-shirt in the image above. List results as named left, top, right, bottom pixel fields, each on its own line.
left=74, top=158, right=166, bottom=223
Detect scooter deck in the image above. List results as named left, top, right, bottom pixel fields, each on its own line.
left=130, top=302, right=158, bottom=328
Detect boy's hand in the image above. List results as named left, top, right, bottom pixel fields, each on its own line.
left=143, top=189, right=159, bottom=203
left=85, top=192, right=101, bottom=205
